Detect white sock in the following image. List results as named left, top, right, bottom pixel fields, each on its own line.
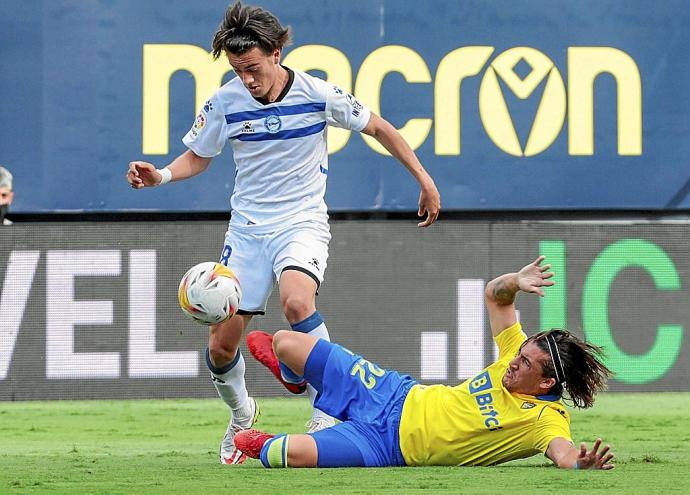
left=307, top=320, right=330, bottom=342
left=280, top=315, right=333, bottom=384
left=206, top=348, right=249, bottom=420
left=232, top=399, right=255, bottom=427
left=307, top=320, right=331, bottom=416
left=307, top=384, right=332, bottom=421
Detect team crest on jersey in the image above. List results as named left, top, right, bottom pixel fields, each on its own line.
left=521, top=401, right=536, bottom=410
left=264, top=115, right=282, bottom=133
left=332, top=85, right=344, bottom=95
left=190, top=112, right=206, bottom=137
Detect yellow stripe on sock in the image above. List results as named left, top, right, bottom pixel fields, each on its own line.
left=266, top=435, right=290, bottom=468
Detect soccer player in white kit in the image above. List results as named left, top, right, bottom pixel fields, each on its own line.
left=126, top=1, right=441, bottom=465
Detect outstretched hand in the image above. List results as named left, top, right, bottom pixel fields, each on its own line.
left=127, top=161, right=161, bottom=189
left=576, top=438, right=615, bottom=470
left=517, top=255, right=555, bottom=297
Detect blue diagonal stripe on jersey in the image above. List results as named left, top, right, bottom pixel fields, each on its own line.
left=231, top=121, right=327, bottom=142
left=225, top=102, right=326, bottom=124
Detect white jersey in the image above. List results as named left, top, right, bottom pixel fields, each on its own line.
left=183, top=67, right=371, bottom=228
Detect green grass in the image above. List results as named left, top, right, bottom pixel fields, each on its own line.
left=1, top=394, right=689, bottom=494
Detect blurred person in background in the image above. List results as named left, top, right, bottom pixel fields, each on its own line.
left=126, top=1, right=440, bottom=464
left=0, top=166, right=14, bottom=226
left=238, top=257, right=615, bottom=470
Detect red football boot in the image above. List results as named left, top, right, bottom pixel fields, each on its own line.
left=234, top=429, right=276, bottom=459
left=246, top=331, right=307, bottom=394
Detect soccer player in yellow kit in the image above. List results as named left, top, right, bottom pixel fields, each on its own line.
left=237, top=257, right=615, bottom=470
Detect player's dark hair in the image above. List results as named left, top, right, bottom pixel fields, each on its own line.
left=211, top=1, right=292, bottom=59
left=527, top=329, right=612, bottom=409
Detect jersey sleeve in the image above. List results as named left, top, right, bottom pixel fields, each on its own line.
left=182, top=96, right=227, bottom=158
left=325, top=84, right=371, bottom=132
left=493, top=322, right=527, bottom=361
left=533, top=406, right=573, bottom=453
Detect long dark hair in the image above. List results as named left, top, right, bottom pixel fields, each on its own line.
left=528, top=329, right=612, bottom=409
left=211, top=1, right=292, bottom=59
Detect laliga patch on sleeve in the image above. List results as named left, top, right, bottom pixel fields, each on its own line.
left=190, top=111, right=206, bottom=138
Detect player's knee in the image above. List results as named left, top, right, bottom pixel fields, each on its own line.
left=281, top=296, right=313, bottom=323
left=273, top=330, right=296, bottom=361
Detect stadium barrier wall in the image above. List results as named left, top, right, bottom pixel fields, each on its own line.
left=1, top=219, right=688, bottom=400
left=2, top=1, right=689, bottom=212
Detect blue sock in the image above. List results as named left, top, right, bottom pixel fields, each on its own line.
left=279, top=362, right=306, bottom=384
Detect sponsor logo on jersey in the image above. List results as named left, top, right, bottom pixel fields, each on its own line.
left=346, top=93, right=363, bottom=117
left=264, top=115, right=282, bottom=133
left=332, top=85, right=344, bottom=95
left=521, top=401, right=536, bottom=409
left=468, top=370, right=502, bottom=431
left=203, top=100, right=213, bottom=113
left=242, top=121, right=255, bottom=134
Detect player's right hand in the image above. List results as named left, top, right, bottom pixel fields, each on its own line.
left=127, top=161, right=161, bottom=189
left=576, top=438, right=615, bottom=470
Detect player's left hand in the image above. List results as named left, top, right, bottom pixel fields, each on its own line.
left=517, top=256, right=555, bottom=297
left=575, top=438, right=615, bottom=470
left=418, top=181, right=440, bottom=227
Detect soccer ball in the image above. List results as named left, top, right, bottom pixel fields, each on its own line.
left=178, top=262, right=242, bottom=325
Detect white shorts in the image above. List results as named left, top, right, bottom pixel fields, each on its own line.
left=218, top=220, right=331, bottom=314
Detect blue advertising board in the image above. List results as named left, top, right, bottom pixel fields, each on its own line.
left=1, top=0, right=689, bottom=212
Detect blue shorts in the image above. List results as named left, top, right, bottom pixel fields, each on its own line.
left=303, top=339, right=416, bottom=467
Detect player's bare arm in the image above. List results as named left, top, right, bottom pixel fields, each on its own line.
left=361, top=113, right=440, bottom=227
left=127, top=149, right=212, bottom=189
left=546, top=437, right=615, bottom=470
left=485, top=256, right=555, bottom=337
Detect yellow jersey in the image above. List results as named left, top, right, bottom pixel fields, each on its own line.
left=398, top=323, right=571, bottom=466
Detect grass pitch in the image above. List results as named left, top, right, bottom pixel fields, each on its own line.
left=1, top=393, right=689, bottom=494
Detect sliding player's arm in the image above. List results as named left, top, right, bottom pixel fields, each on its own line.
left=484, top=256, right=554, bottom=338
left=546, top=437, right=615, bottom=470
left=127, top=149, right=212, bottom=189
